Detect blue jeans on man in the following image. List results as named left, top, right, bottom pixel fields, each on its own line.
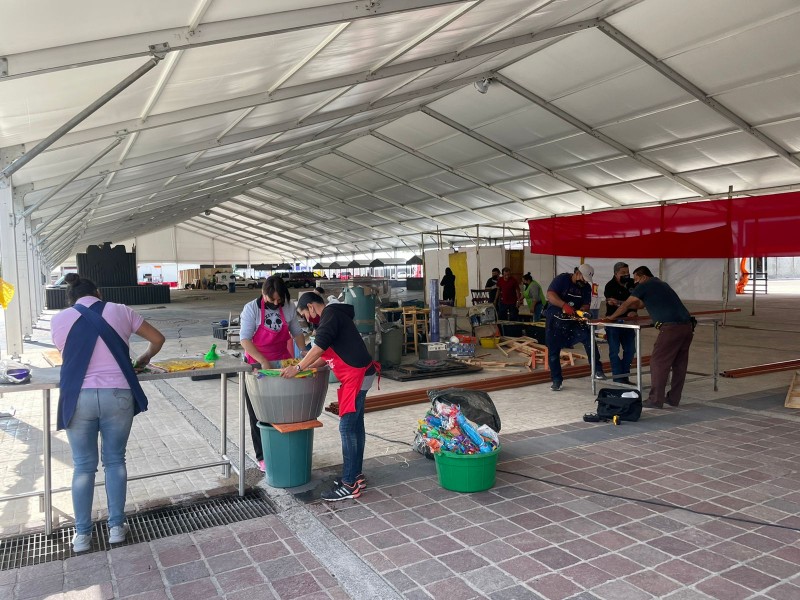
left=607, top=322, right=636, bottom=383
left=66, top=388, right=134, bottom=535
left=545, top=315, right=603, bottom=386
left=339, top=389, right=367, bottom=484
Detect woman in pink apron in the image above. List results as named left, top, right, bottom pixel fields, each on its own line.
left=240, top=276, right=307, bottom=472
left=282, top=292, right=379, bottom=501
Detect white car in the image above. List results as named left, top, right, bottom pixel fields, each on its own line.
left=213, top=273, right=263, bottom=290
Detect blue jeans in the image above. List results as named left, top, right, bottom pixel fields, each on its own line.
left=545, top=313, right=602, bottom=384
left=66, top=389, right=134, bottom=534
left=607, top=323, right=636, bottom=382
left=339, top=390, right=367, bottom=485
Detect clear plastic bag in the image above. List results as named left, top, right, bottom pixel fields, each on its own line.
left=0, top=360, right=31, bottom=384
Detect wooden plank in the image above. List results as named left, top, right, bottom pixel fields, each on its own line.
left=42, top=350, right=63, bottom=366
left=722, top=359, right=800, bottom=379
left=785, top=371, right=800, bottom=409
left=272, top=419, right=323, bottom=433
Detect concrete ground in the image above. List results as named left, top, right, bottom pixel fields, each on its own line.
left=1, top=283, right=799, bottom=599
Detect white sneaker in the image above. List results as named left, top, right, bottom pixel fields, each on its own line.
left=72, top=533, right=92, bottom=553
left=108, top=523, right=129, bottom=544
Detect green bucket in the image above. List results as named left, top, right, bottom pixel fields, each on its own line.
left=257, top=423, right=314, bottom=488
left=434, top=447, right=500, bottom=493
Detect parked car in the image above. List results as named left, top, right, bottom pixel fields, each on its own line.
left=212, top=272, right=262, bottom=290
left=274, top=271, right=316, bottom=288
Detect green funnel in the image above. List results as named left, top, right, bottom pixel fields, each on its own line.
left=204, top=343, right=220, bottom=362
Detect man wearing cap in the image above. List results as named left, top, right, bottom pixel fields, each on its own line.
left=604, top=266, right=694, bottom=409
left=543, top=264, right=605, bottom=391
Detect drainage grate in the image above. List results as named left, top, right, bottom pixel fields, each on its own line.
left=0, top=490, right=275, bottom=570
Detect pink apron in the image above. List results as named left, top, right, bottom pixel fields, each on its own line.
left=244, top=302, right=292, bottom=366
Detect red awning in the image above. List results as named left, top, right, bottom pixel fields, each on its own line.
left=528, top=191, right=800, bottom=258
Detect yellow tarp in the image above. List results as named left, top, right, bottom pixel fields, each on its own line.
left=0, top=278, right=14, bottom=309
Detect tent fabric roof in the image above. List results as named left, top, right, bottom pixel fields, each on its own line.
left=3, top=0, right=800, bottom=265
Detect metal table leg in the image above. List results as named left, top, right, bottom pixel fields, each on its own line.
left=239, top=374, right=246, bottom=497
left=43, top=390, right=52, bottom=536
left=635, top=326, right=642, bottom=395
left=590, top=323, right=597, bottom=396
left=713, top=320, right=719, bottom=391
left=220, top=373, right=229, bottom=478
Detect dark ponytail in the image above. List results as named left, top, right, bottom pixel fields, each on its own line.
left=522, top=272, right=532, bottom=282
left=65, top=273, right=99, bottom=306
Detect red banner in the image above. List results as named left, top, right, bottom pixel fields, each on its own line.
left=528, top=191, right=800, bottom=258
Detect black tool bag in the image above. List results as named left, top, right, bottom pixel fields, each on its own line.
left=595, top=388, right=642, bottom=422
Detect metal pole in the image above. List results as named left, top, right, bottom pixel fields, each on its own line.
left=21, top=139, right=121, bottom=220
left=239, top=374, right=246, bottom=496
left=590, top=323, right=597, bottom=396
left=32, top=178, right=104, bottom=237
left=751, top=257, right=757, bottom=316
left=43, top=390, right=53, bottom=536
left=221, top=373, right=229, bottom=477
left=2, top=53, right=166, bottom=180
left=635, top=326, right=642, bottom=395
left=713, top=320, right=719, bottom=392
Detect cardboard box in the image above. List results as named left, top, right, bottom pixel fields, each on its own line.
left=419, top=343, right=448, bottom=360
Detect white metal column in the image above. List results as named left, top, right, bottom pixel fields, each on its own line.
left=0, top=146, right=25, bottom=358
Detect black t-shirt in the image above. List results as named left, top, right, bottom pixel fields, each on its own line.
left=604, top=277, right=635, bottom=317
left=485, top=276, right=498, bottom=303
left=313, top=303, right=374, bottom=372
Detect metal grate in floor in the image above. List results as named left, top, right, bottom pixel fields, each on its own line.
left=0, top=490, right=275, bottom=570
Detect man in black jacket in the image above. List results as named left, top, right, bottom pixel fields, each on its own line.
left=281, top=293, right=377, bottom=501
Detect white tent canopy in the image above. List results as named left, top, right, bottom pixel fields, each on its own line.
left=2, top=0, right=800, bottom=354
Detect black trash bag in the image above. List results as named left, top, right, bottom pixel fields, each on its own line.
left=427, top=388, right=501, bottom=433
left=412, top=430, right=434, bottom=460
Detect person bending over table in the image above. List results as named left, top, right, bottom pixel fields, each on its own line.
left=51, top=274, right=165, bottom=553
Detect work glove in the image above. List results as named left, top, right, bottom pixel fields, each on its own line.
left=562, top=304, right=575, bottom=315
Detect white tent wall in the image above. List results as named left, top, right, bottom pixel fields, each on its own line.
left=422, top=246, right=503, bottom=306
left=524, top=252, right=555, bottom=291
left=555, top=257, right=734, bottom=303
left=468, top=246, right=504, bottom=306
left=115, top=226, right=275, bottom=265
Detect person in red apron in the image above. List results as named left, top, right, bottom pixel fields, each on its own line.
left=282, top=292, right=379, bottom=501
left=240, top=276, right=307, bottom=472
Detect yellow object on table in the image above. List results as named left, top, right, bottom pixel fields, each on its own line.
left=148, top=358, right=215, bottom=372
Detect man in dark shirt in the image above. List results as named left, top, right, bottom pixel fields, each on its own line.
left=605, top=266, right=693, bottom=409
left=603, top=262, right=637, bottom=383
left=485, top=268, right=500, bottom=304
left=544, top=264, right=605, bottom=391
left=495, top=267, right=521, bottom=321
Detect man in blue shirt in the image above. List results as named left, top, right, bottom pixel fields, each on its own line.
left=544, top=264, right=605, bottom=391
left=605, top=266, right=694, bottom=409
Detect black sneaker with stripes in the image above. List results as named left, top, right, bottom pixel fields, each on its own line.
left=321, top=480, right=361, bottom=502
left=333, top=473, right=366, bottom=490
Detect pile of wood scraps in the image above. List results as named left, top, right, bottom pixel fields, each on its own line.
left=456, top=357, right=530, bottom=370
left=496, top=336, right=587, bottom=371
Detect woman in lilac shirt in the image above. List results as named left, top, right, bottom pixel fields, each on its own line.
left=51, top=274, right=164, bottom=552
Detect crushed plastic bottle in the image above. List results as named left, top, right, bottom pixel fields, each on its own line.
left=0, top=360, right=31, bottom=384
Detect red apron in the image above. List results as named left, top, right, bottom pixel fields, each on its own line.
left=321, top=346, right=380, bottom=416
left=244, top=303, right=292, bottom=366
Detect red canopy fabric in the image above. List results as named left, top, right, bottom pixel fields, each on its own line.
left=528, top=191, right=800, bottom=258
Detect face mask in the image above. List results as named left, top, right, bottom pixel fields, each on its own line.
left=620, top=275, right=631, bottom=284
left=265, top=301, right=283, bottom=310
left=309, top=315, right=321, bottom=325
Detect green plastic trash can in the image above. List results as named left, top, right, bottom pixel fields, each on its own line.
left=257, top=422, right=314, bottom=488
left=434, top=447, right=500, bottom=493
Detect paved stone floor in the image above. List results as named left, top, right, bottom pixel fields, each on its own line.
left=1, top=287, right=799, bottom=598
